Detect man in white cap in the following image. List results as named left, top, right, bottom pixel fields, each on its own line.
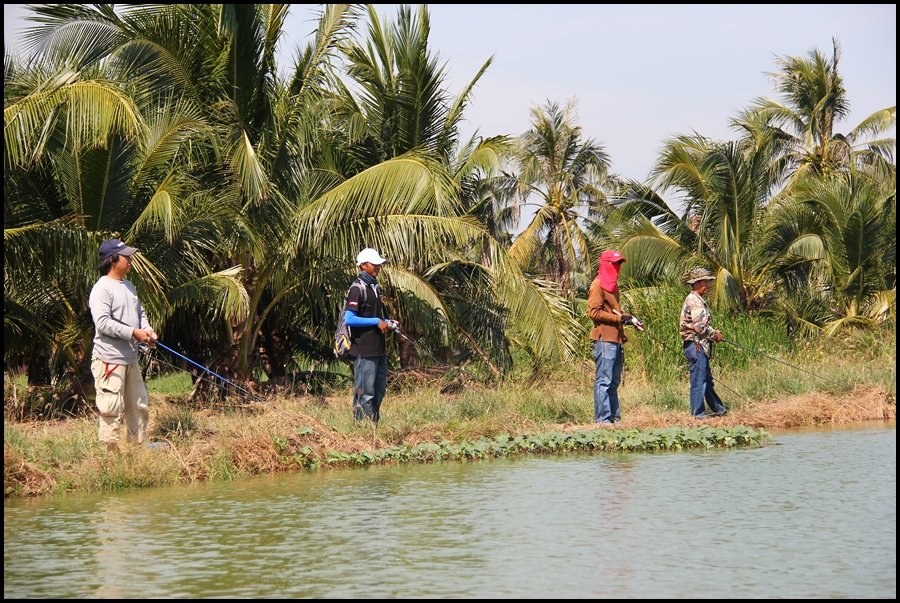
left=88, top=239, right=157, bottom=452
left=679, top=267, right=728, bottom=418
left=343, top=247, right=399, bottom=423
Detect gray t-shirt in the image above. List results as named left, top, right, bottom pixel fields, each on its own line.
left=89, top=276, right=152, bottom=364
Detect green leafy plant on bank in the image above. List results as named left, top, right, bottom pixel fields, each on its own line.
left=279, top=426, right=769, bottom=470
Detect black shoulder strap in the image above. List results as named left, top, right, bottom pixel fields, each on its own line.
left=348, top=278, right=367, bottom=304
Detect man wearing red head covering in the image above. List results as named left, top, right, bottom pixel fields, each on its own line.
left=587, top=250, right=643, bottom=424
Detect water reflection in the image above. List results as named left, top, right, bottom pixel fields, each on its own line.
left=5, top=423, right=895, bottom=598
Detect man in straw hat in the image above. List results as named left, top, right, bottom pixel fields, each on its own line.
left=679, top=267, right=728, bottom=418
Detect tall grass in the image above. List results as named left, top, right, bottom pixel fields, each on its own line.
left=4, top=330, right=892, bottom=497
left=137, top=309, right=892, bottom=419
left=620, top=285, right=793, bottom=380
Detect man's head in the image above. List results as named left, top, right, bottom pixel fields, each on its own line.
left=100, top=239, right=138, bottom=262
left=685, top=267, right=715, bottom=294
left=356, top=247, right=388, bottom=277
left=599, top=249, right=626, bottom=266
left=596, top=249, right=626, bottom=292
left=99, top=239, right=139, bottom=276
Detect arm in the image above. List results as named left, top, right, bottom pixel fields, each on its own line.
left=344, top=280, right=390, bottom=331
left=136, top=298, right=156, bottom=339
left=344, top=309, right=382, bottom=327
left=690, top=309, right=718, bottom=341
left=618, top=310, right=644, bottom=331
left=126, top=282, right=156, bottom=343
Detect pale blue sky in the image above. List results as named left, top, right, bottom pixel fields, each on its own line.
left=6, top=4, right=896, bottom=183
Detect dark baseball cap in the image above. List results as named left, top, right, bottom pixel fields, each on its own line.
left=99, top=239, right=139, bottom=261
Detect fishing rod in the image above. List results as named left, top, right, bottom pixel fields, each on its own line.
left=139, top=346, right=251, bottom=402
left=637, top=327, right=753, bottom=404
left=140, top=341, right=263, bottom=402
left=387, top=321, right=424, bottom=351
left=386, top=320, right=441, bottom=365
left=721, top=339, right=843, bottom=387
left=385, top=320, right=408, bottom=340
left=139, top=344, right=324, bottom=428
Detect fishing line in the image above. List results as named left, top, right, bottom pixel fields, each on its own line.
left=139, top=342, right=263, bottom=404
left=152, top=341, right=262, bottom=401
left=722, top=339, right=843, bottom=387
left=637, top=327, right=753, bottom=404
left=141, top=344, right=323, bottom=424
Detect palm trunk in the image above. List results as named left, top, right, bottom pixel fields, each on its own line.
left=260, top=327, right=288, bottom=382
left=398, top=330, right=419, bottom=369
left=457, top=328, right=502, bottom=380
left=26, top=347, right=51, bottom=386
left=188, top=343, right=246, bottom=404
left=551, top=227, right=570, bottom=296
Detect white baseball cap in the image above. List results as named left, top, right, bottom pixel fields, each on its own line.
left=356, top=248, right=388, bottom=266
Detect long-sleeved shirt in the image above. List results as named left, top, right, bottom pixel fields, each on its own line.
left=89, top=276, right=152, bottom=364
left=679, top=290, right=718, bottom=356
left=587, top=280, right=627, bottom=344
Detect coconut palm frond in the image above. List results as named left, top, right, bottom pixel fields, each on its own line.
left=508, top=204, right=558, bottom=269
left=165, top=266, right=249, bottom=324
left=5, top=78, right=144, bottom=167
left=296, top=154, right=462, bottom=246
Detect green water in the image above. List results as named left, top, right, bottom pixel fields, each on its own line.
left=4, top=423, right=895, bottom=597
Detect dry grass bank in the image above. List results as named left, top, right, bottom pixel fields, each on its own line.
left=4, top=380, right=894, bottom=498
left=557, top=385, right=895, bottom=431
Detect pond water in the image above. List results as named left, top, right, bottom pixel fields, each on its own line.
left=4, top=422, right=895, bottom=598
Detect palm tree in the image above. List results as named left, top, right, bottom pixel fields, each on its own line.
left=9, top=4, right=581, bottom=394
left=4, top=45, right=249, bottom=395
left=733, top=39, right=895, bottom=186
left=325, top=5, right=580, bottom=369
left=763, top=171, right=895, bottom=335
left=15, top=6, right=357, bottom=383
left=508, top=99, right=613, bottom=296
left=610, top=132, right=783, bottom=310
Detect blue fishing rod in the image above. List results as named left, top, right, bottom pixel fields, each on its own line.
left=142, top=340, right=263, bottom=402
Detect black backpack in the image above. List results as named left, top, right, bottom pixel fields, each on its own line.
left=333, top=280, right=367, bottom=361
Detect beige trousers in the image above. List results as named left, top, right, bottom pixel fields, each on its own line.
left=91, top=359, right=149, bottom=444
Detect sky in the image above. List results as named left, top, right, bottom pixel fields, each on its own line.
left=5, top=4, right=896, bottom=184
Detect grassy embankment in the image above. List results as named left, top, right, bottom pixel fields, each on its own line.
left=4, top=322, right=895, bottom=498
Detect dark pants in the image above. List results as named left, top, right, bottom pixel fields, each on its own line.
left=684, top=342, right=727, bottom=417
left=353, top=355, right=388, bottom=423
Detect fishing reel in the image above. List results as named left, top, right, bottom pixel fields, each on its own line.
left=137, top=339, right=159, bottom=353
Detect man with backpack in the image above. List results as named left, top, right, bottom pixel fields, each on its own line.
left=342, top=248, right=398, bottom=423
